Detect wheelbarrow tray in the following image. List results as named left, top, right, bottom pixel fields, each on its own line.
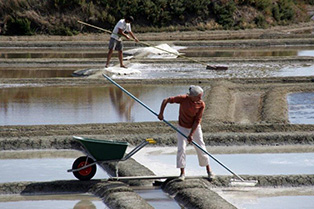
left=74, top=136, right=128, bottom=161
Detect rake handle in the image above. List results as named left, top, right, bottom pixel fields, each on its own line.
left=102, top=73, right=244, bottom=182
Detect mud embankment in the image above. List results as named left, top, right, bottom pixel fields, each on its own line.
left=1, top=174, right=313, bottom=208
left=0, top=180, right=153, bottom=209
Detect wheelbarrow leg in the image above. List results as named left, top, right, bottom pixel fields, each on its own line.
left=115, top=163, right=119, bottom=177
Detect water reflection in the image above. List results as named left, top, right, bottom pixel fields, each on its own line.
left=74, top=200, right=97, bottom=209
left=181, top=49, right=314, bottom=58
left=0, top=85, right=183, bottom=125
left=0, top=196, right=107, bottom=209
left=288, top=92, right=314, bottom=124
left=134, top=188, right=183, bottom=209
left=1, top=49, right=313, bottom=59
left=0, top=52, right=107, bottom=59
left=183, top=50, right=297, bottom=57
left=108, top=86, right=138, bottom=121
left=0, top=69, right=74, bottom=78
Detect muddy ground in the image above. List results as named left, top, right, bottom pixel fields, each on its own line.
left=0, top=23, right=314, bottom=208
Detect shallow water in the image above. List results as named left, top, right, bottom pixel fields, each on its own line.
left=236, top=195, right=314, bottom=209
left=0, top=62, right=279, bottom=79
left=134, top=187, right=183, bottom=209
left=1, top=45, right=313, bottom=79
left=181, top=48, right=314, bottom=58
left=2, top=84, right=314, bottom=126
left=0, top=52, right=107, bottom=59
left=0, top=85, right=184, bottom=125
left=288, top=92, right=314, bottom=124
left=298, top=50, right=314, bottom=57
left=0, top=150, right=182, bottom=209
left=214, top=187, right=314, bottom=209
left=1, top=49, right=313, bottom=59
left=1, top=62, right=313, bottom=79
left=0, top=194, right=107, bottom=209
left=276, top=64, right=314, bottom=77
left=0, top=158, right=108, bottom=183
left=112, top=63, right=314, bottom=79
left=132, top=147, right=314, bottom=176
left=0, top=69, right=74, bottom=78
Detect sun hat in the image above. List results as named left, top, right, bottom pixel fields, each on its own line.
left=188, top=85, right=203, bottom=96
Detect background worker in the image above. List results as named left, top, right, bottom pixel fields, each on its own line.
left=105, top=16, right=139, bottom=68
left=158, top=85, right=214, bottom=181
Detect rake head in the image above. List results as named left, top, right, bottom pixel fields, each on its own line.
left=229, top=178, right=258, bottom=187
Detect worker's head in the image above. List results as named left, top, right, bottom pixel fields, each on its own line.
left=188, top=85, right=203, bottom=101
left=125, top=16, right=134, bottom=23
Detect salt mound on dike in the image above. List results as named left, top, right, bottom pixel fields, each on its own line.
left=77, top=44, right=183, bottom=78
left=124, top=44, right=183, bottom=59
left=101, top=64, right=142, bottom=77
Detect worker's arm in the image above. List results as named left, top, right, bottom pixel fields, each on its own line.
left=128, top=31, right=139, bottom=42
left=187, top=120, right=201, bottom=143
left=118, top=28, right=130, bottom=39
left=158, top=98, right=170, bottom=121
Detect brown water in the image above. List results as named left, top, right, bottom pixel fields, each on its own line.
left=181, top=48, right=312, bottom=57
left=0, top=68, right=74, bottom=78
left=1, top=48, right=313, bottom=59
left=0, top=52, right=107, bottom=59
left=0, top=85, right=185, bottom=125
left=0, top=194, right=108, bottom=209
left=1, top=46, right=313, bottom=79
left=1, top=85, right=313, bottom=126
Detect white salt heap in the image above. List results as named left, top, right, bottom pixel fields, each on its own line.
left=124, top=44, right=183, bottom=59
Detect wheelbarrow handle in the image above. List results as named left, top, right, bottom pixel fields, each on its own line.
left=122, top=138, right=155, bottom=161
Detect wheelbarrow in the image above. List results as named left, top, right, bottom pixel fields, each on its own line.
left=68, top=136, right=156, bottom=181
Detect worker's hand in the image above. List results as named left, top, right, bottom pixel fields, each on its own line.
left=125, top=34, right=130, bottom=40
left=158, top=113, right=163, bottom=121
left=187, top=135, right=193, bottom=144
left=134, top=37, right=139, bottom=42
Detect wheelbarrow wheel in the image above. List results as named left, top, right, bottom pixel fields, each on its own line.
left=72, top=156, right=97, bottom=181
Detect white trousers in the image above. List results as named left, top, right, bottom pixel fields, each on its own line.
left=177, top=125, right=210, bottom=168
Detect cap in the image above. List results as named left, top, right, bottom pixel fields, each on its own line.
left=188, top=85, right=203, bottom=96
left=125, top=16, right=134, bottom=22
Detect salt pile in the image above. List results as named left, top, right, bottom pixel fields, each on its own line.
left=124, top=44, right=183, bottom=59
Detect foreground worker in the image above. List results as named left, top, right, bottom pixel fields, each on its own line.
left=158, top=85, right=214, bottom=181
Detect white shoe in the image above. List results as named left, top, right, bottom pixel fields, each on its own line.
left=178, top=174, right=185, bottom=181
left=208, top=172, right=215, bottom=181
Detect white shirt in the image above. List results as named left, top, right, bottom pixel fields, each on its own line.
left=111, top=19, right=131, bottom=41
